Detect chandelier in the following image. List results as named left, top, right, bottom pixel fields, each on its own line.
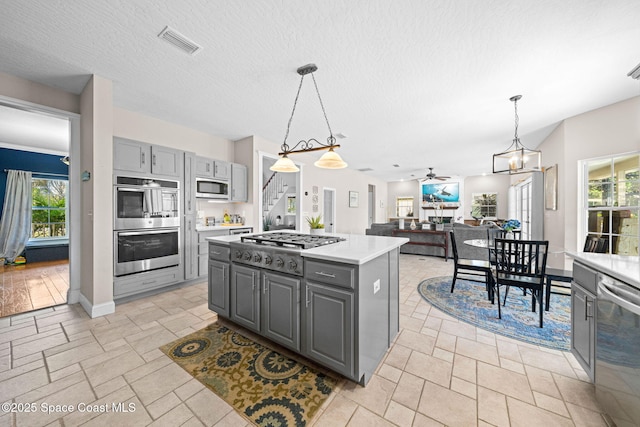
left=270, top=64, right=347, bottom=173
left=493, top=95, right=541, bottom=174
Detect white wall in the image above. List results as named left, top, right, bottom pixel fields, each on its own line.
left=463, top=174, right=512, bottom=220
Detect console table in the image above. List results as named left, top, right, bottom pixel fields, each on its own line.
left=392, top=229, right=448, bottom=261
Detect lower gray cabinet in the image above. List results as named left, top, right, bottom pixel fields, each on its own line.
left=263, top=272, right=300, bottom=352
left=571, top=261, right=597, bottom=381
left=231, top=264, right=261, bottom=332
left=208, top=260, right=229, bottom=317
left=303, top=280, right=354, bottom=379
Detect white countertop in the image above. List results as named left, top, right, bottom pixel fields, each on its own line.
left=568, top=252, right=640, bottom=288
left=196, top=225, right=253, bottom=232
left=206, top=232, right=409, bottom=265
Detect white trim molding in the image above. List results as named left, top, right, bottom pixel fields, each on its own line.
left=79, top=293, right=115, bottom=318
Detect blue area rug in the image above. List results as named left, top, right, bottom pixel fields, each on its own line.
left=418, top=276, right=571, bottom=350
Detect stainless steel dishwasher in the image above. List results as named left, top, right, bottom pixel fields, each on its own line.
left=596, top=273, right=640, bottom=427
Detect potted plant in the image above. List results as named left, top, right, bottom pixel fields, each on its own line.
left=306, top=214, right=325, bottom=235
left=263, top=215, right=273, bottom=231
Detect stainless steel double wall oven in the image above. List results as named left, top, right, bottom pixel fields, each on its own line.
left=113, top=176, right=180, bottom=276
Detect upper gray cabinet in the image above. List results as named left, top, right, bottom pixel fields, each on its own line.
left=196, top=156, right=230, bottom=180
left=230, top=163, right=248, bottom=202
left=114, top=137, right=180, bottom=177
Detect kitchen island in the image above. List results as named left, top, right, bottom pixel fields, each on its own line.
left=206, top=232, right=408, bottom=385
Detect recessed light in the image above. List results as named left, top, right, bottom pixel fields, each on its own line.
left=335, top=133, right=347, bottom=139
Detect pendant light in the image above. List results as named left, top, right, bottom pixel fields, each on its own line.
left=493, top=95, right=541, bottom=174
left=270, top=64, right=347, bottom=173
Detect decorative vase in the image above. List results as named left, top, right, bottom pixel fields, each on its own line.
left=310, top=228, right=325, bottom=235
left=410, top=219, right=417, bottom=230
left=398, top=218, right=405, bottom=229
left=505, top=231, right=514, bottom=239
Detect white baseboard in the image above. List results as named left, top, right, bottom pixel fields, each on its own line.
left=79, top=294, right=115, bottom=318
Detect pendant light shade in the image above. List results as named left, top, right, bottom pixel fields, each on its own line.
left=493, top=95, right=542, bottom=174
left=270, top=155, right=300, bottom=173
left=314, top=148, right=347, bottom=169
left=271, top=63, right=346, bottom=173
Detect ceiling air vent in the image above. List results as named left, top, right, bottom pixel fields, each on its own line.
left=158, top=26, right=202, bottom=55
left=628, top=61, right=640, bottom=80
left=357, top=168, right=373, bottom=172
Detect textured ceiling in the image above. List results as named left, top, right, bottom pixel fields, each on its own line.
left=0, top=0, right=639, bottom=181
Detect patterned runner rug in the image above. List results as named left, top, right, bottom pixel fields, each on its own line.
left=160, top=323, right=340, bottom=426
left=418, top=276, right=571, bottom=350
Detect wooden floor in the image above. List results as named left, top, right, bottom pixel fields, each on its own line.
left=0, top=259, right=68, bottom=318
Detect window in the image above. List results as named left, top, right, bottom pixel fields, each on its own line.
left=471, top=193, right=497, bottom=219
left=31, top=178, right=68, bottom=239
left=584, top=153, right=639, bottom=255
left=396, top=197, right=414, bottom=217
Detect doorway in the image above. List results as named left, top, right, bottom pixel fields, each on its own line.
left=323, top=188, right=336, bottom=233
left=0, top=96, right=80, bottom=317
left=368, top=184, right=376, bottom=227
left=259, top=152, right=302, bottom=232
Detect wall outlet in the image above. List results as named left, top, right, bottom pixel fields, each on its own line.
left=373, top=279, right=380, bottom=294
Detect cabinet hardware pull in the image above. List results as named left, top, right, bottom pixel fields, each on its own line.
left=212, top=251, right=221, bottom=255
left=315, top=271, right=336, bottom=278
left=142, top=280, right=155, bottom=285
left=305, top=288, right=310, bottom=307
left=585, top=297, right=590, bottom=320
left=207, top=163, right=210, bottom=172
left=141, top=152, right=145, bottom=164
left=188, top=200, right=191, bottom=210
left=152, top=154, right=156, bottom=165
left=263, top=279, right=267, bottom=294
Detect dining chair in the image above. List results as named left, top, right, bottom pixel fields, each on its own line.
left=584, top=235, right=608, bottom=253
left=449, top=230, right=494, bottom=302
left=493, top=238, right=549, bottom=327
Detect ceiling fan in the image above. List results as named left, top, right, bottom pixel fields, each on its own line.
left=416, top=167, right=451, bottom=181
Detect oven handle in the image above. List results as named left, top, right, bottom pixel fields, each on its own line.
left=598, top=278, right=640, bottom=316
left=117, top=228, right=178, bottom=237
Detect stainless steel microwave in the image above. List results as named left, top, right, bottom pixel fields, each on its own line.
left=196, top=177, right=229, bottom=199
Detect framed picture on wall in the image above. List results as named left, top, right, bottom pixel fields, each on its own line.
left=545, top=164, right=558, bottom=210
left=349, top=191, right=359, bottom=208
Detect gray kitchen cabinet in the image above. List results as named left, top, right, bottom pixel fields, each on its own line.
left=151, top=145, right=181, bottom=177
left=198, top=230, right=229, bottom=277
left=114, top=266, right=181, bottom=299
left=196, top=156, right=230, bottom=180
left=114, top=137, right=150, bottom=174
left=183, top=215, right=197, bottom=281
left=304, top=280, right=354, bottom=378
left=231, top=264, right=261, bottom=333
left=113, top=137, right=180, bottom=177
left=571, top=261, right=597, bottom=381
left=208, top=242, right=231, bottom=317
left=183, top=151, right=196, bottom=216
left=230, top=163, right=248, bottom=202
left=209, top=260, right=230, bottom=318
left=262, top=272, right=300, bottom=352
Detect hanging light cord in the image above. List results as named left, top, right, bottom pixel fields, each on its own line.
left=311, top=73, right=334, bottom=140
left=281, top=74, right=306, bottom=153
left=513, top=97, right=519, bottom=142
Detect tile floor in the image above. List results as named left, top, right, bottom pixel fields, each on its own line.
left=0, top=255, right=608, bottom=426
left=0, top=260, right=69, bottom=318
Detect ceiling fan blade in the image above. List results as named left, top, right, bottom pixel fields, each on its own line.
left=435, top=177, right=447, bottom=181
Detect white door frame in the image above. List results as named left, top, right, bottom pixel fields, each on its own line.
left=0, top=95, right=81, bottom=304
left=323, top=187, right=336, bottom=233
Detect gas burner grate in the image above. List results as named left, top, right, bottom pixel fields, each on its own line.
left=241, top=232, right=345, bottom=249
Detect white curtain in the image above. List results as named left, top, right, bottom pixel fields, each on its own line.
left=0, top=170, right=32, bottom=262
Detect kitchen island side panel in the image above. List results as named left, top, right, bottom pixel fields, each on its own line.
left=357, top=252, right=391, bottom=385
left=389, top=247, right=400, bottom=345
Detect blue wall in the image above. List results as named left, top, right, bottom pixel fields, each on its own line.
left=0, top=147, right=69, bottom=216
left=1, top=147, right=69, bottom=262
